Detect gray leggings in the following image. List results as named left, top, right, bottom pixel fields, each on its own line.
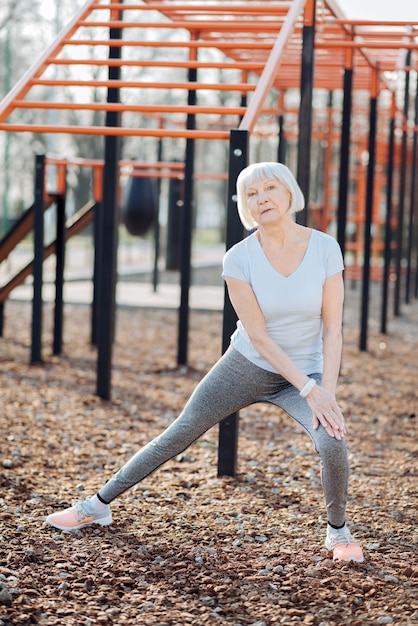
left=99, top=347, right=349, bottom=527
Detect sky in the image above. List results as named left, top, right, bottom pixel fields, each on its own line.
left=335, top=0, right=418, bottom=20
left=39, top=0, right=418, bottom=23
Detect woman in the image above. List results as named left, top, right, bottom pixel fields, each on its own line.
left=46, top=162, right=363, bottom=563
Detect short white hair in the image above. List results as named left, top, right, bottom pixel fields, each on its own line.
left=236, top=162, right=305, bottom=231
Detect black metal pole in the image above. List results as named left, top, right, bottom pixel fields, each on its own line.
left=152, top=138, right=163, bottom=292
left=217, top=129, right=248, bottom=478
left=177, top=65, right=196, bottom=366
left=166, top=173, right=183, bottom=271
left=96, top=11, right=122, bottom=399
left=31, top=153, right=46, bottom=364
left=337, top=62, right=353, bottom=259
left=296, top=1, right=316, bottom=226
left=359, top=78, right=378, bottom=352
left=405, top=71, right=418, bottom=304
left=394, top=52, right=411, bottom=317
left=53, top=191, right=66, bottom=355
left=277, top=96, right=287, bottom=165
left=381, top=100, right=396, bottom=335
left=91, top=201, right=99, bottom=346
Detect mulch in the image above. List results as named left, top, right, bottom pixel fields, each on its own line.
left=0, top=287, right=417, bottom=626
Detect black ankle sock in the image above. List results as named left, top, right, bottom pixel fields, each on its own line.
left=96, top=492, right=109, bottom=505
left=328, top=521, right=346, bottom=530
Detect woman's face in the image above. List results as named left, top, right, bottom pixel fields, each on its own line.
left=246, top=177, right=291, bottom=226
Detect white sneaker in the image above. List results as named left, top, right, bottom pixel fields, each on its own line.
left=46, top=497, right=112, bottom=531
left=325, top=525, right=364, bottom=562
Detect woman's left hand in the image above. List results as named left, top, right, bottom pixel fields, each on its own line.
left=305, top=385, right=346, bottom=440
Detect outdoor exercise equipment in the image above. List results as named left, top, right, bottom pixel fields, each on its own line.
left=0, top=0, right=417, bottom=477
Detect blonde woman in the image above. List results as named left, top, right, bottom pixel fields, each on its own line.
left=46, top=162, right=363, bottom=563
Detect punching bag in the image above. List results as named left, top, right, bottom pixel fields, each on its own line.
left=121, top=173, right=158, bottom=236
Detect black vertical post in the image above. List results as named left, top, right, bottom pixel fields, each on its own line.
left=405, top=72, right=418, bottom=304
left=381, top=98, right=396, bottom=334
left=394, top=51, right=411, bottom=317
left=217, top=129, right=248, bottom=478
left=277, top=93, right=287, bottom=164
left=359, top=72, right=378, bottom=352
left=152, top=138, right=163, bottom=292
left=277, top=112, right=287, bottom=164
left=92, top=199, right=100, bottom=346
left=96, top=9, right=122, bottom=399
left=337, top=53, right=353, bottom=259
left=53, top=192, right=66, bottom=355
left=31, top=153, right=46, bottom=364
left=177, top=63, right=196, bottom=366
left=166, top=173, right=183, bottom=271
left=296, top=0, right=316, bottom=226
left=415, top=213, right=418, bottom=299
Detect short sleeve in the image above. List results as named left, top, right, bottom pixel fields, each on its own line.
left=325, top=236, right=344, bottom=278
left=222, top=241, right=251, bottom=284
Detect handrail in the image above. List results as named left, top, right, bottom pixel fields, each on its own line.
left=239, top=0, right=307, bottom=132
left=0, top=195, right=57, bottom=264
left=0, top=200, right=96, bottom=303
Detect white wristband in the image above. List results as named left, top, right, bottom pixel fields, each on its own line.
left=299, top=378, right=316, bottom=398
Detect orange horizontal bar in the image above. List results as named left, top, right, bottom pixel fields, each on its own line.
left=44, top=156, right=227, bottom=181
left=79, top=20, right=289, bottom=31
left=331, top=19, right=418, bottom=27
left=351, top=31, right=418, bottom=40
left=122, top=162, right=184, bottom=170
left=316, top=41, right=418, bottom=50
left=30, top=79, right=258, bottom=92
left=46, top=157, right=185, bottom=170
left=14, top=101, right=248, bottom=115
left=14, top=101, right=248, bottom=114
left=0, top=124, right=231, bottom=140
left=123, top=170, right=183, bottom=179
left=90, top=3, right=293, bottom=14
left=62, top=38, right=275, bottom=49
left=50, top=58, right=266, bottom=71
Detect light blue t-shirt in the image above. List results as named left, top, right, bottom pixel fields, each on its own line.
left=221, top=229, right=344, bottom=375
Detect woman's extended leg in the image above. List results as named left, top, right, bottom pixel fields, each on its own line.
left=98, top=347, right=264, bottom=502
left=46, top=349, right=288, bottom=532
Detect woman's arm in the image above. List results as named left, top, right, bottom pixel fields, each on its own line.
left=224, top=273, right=346, bottom=440
left=320, top=271, right=344, bottom=395
left=305, top=271, right=345, bottom=438
left=224, top=276, right=310, bottom=390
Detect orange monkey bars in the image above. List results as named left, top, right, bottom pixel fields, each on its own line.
left=0, top=0, right=416, bottom=137
left=1, top=0, right=418, bottom=405
left=1, top=0, right=418, bottom=476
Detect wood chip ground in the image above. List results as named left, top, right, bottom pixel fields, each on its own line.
left=0, top=283, right=417, bottom=626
